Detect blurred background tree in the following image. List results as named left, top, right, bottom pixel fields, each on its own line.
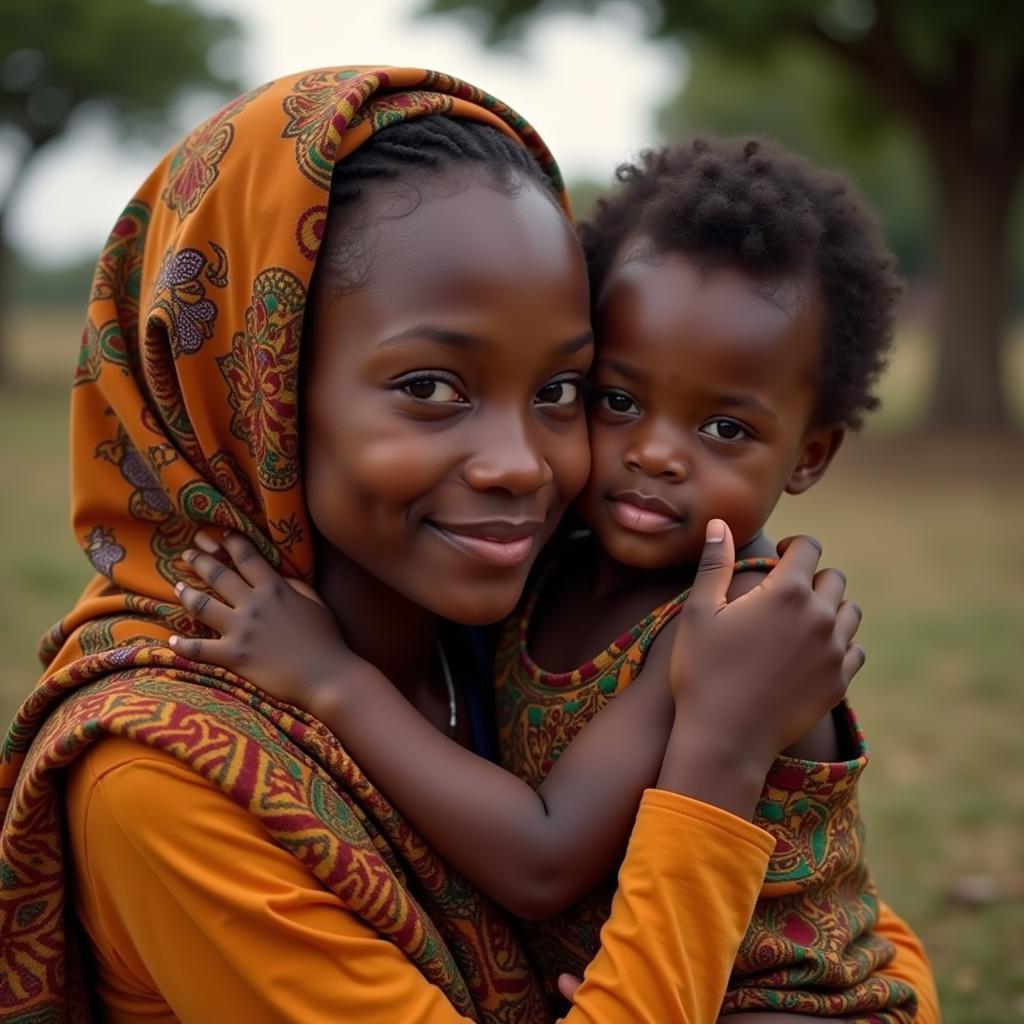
left=0, top=0, right=243, bottom=381
left=422, top=0, right=1024, bottom=431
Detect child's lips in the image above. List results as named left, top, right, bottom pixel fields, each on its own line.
left=607, top=492, right=685, bottom=534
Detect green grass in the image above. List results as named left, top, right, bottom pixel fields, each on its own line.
left=3, top=309, right=1024, bottom=1021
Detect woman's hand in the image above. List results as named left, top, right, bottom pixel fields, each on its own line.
left=558, top=974, right=849, bottom=1022
left=169, top=531, right=355, bottom=710
left=670, top=519, right=863, bottom=770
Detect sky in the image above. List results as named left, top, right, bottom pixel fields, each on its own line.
left=4, top=0, right=680, bottom=266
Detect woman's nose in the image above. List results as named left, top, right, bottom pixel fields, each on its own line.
left=623, top=429, right=689, bottom=482
left=463, top=416, right=553, bottom=495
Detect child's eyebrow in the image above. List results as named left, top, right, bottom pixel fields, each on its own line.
left=713, top=392, right=778, bottom=420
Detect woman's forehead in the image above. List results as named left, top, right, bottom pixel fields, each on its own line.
left=321, top=177, right=576, bottom=298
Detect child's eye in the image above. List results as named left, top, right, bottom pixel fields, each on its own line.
left=400, top=377, right=466, bottom=404
left=600, top=391, right=639, bottom=416
left=536, top=378, right=581, bottom=406
left=701, top=418, right=749, bottom=441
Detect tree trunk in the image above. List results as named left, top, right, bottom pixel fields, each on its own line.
left=0, top=152, right=37, bottom=387
left=925, top=149, right=1017, bottom=430
left=0, top=212, right=10, bottom=386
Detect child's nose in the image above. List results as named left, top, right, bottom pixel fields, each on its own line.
left=623, top=432, right=689, bottom=482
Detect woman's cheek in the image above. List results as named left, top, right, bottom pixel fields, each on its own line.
left=343, top=432, right=450, bottom=507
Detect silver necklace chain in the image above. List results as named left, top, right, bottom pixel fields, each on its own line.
left=436, top=640, right=458, bottom=735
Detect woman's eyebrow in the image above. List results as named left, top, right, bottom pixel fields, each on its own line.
left=600, top=357, right=645, bottom=381
left=560, top=331, right=595, bottom=354
left=378, top=326, right=485, bottom=350
left=378, top=326, right=594, bottom=354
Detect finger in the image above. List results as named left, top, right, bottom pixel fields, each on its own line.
left=183, top=549, right=251, bottom=606
left=174, top=582, right=234, bottom=634
left=835, top=600, right=863, bottom=649
left=812, top=567, right=847, bottom=611
left=193, top=530, right=225, bottom=556
left=556, top=974, right=582, bottom=1003
left=841, top=642, right=866, bottom=686
left=220, top=531, right=281, bottom=589
left=773, top=535, right=824, bottom=584
left=168, top=634, right=242, bottom=669
left=685, top=519, right=736, bottom=615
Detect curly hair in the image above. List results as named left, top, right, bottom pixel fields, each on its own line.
left=579, top=137, right=901, bottom=429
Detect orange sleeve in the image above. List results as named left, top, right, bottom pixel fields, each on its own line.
left=875, top=901, right=941, bottom=1023
left=66, top=737, right=774, bottom=1024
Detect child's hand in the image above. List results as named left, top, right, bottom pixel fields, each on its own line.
left=169, top=531, right=352, bottom=711
left=670, top=519, right=863, bottom=770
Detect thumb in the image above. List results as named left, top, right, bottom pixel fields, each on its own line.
left=687, top=519, right=736, bottom=614
left=556, top=973, right=582, bottom=1003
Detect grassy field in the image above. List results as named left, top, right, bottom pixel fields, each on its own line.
left=2, top=309, right=1023, bottom=1021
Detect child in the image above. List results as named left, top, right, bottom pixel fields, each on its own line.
left=176, top=135, right=918, bottom=1020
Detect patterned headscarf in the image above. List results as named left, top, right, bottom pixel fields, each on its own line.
left=0, top=68, right=567, bottom=1023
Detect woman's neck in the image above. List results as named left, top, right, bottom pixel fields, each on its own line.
left=313, top=535, right=438, bottom=697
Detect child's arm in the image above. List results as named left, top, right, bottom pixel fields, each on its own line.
left=172, top=532, right=678, bottom=920
left=172, top=533, right=848, bottom=919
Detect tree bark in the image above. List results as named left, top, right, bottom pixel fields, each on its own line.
left=925, top=148, right=1018, bottom=430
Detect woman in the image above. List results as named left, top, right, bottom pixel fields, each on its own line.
left=0, top=68, right=934, bottom=1022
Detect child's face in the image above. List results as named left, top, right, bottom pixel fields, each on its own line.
left=303, top=179, right=593, bottom=625
left=579, top=244, right=840, bottom=570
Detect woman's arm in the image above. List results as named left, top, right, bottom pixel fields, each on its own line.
left=875, top=902, right=941, bottom=1023
left=67, top=736, right=775, bottom=1024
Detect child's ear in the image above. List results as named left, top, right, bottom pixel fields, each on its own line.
left=785, top=425, right=845, bottom=495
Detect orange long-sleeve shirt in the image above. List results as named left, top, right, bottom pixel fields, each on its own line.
left=65, top=736, right=938, bottom=1022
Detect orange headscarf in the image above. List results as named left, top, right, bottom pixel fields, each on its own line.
left=0, top=67, right=567, bottom=1023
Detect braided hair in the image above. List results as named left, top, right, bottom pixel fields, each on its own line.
left=580, top=137, right=901, bottom=430
left=319, top=116, right=557, bottom=293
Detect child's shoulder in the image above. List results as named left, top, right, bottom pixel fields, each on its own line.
left=728, top=533, right=777, bottom=599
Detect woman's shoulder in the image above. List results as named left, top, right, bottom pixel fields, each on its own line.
left=65, top=733, right=224, bottom=844
left=68, top=733, right=192, bottom=793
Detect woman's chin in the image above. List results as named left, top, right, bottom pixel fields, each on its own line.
left=426, top=581, right=526, bottom=627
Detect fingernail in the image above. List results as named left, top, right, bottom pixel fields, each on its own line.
left=706, top=519, right=725, bottom=543
left=194, top=532, right=219, bottom=553
left=174, top=581, right=186, bottom=593
left=182, top=548, right=197, bottom=563
left=168, top=635, right=178, bottom=646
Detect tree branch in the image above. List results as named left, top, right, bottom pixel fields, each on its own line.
left=790, top=1, right=947, bottom=155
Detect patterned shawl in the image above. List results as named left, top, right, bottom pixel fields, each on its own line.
left=0, top=67, right=568, bottom=1024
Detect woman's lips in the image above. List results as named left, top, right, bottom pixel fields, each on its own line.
left=607, top=493, right=684, bottom=534
left=427, top=521, right=540, bottom=567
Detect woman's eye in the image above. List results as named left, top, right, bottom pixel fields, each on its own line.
left=536, top=380, right=580, bottom=406
left=401, top=378, right=464, bottom=403
left=701, top=418, right=748, bottom=441
left=601, top=392, right=639, bottom=415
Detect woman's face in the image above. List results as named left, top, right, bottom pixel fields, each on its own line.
left=304, top=176, right=593, bottom=625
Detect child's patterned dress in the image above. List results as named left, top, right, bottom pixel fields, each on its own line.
left=495, top=559, right=917, bottom=1022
